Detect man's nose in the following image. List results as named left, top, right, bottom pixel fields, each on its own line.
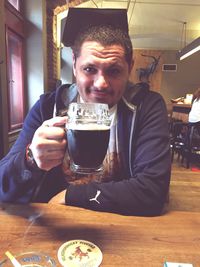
left=94, top=74, right=109, bottom=89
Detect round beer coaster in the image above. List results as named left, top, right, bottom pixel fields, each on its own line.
left=57, top=239, right=103, bottom=267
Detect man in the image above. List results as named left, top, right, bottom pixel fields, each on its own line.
left=0, top=8, right=171, bottom=216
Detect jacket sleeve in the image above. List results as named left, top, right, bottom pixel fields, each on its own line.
left=0, top=100, right=45, bottom=203
left=66, top=92, right=171, bottom=216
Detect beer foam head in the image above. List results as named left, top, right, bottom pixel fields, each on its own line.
left=66, top=122, right=110, bottom=130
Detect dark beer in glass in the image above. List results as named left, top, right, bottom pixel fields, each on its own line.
left=66, top=103, right=111, bottom=174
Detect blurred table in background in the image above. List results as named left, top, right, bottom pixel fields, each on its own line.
left=0, top=203, right=200, bottom=266
left=172, top=103, right=191, bottom=122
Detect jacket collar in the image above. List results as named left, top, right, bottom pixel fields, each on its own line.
left=122, top=81, right=150, bottom=109
left=55, top=81, right=149, bottom=116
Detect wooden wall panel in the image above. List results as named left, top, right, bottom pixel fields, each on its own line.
left=130, top=49, right=164, bottom=92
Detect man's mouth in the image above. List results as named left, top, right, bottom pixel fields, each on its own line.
left=90, top=88, right=111, bottom=97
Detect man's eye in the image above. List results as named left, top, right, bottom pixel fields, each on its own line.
left=108, top=68, right=121, bottom=76
left=83, top=67, right=96, bottom=74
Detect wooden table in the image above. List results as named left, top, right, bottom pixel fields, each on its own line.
left=0, top=203, right=200, bottom=267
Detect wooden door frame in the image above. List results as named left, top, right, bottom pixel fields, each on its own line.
left=0, top=0, right=9, bottom=157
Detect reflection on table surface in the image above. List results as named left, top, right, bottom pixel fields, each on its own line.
left=0, top=203, right=200, bottom=266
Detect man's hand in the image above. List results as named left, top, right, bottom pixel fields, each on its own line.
left=29, top=116, right=67, bottom=171
left=48, top=190, right=66, bottom=204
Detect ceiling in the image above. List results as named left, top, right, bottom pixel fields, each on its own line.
left=76, top=0, right=200, bottom=50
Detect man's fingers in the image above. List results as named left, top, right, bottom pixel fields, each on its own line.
left=37, top=150, right=65, bottom=161
left=37, top=126, right=66, bottom=140
left=32, top=136, right=66, bottom=149
left=30, top=116, right=68, bottom=171
left=42, top=116, right=68, bottom=127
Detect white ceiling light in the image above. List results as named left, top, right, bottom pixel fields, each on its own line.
left=179, top=36, right=200, bottom=60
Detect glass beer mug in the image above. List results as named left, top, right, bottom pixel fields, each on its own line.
left=66, top=103, right=111, bottom=174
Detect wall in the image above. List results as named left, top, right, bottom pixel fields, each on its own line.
left=130, top=48, right=200, bottom=110
left=161, top=50, right=200, bottom=103
left=130, top=50, right=163, bottom=92
left=23, top=0, right=45, bottom=109
left=46, top=0, right=85, bottom=90
left=61, top=47, right=73, bottom=84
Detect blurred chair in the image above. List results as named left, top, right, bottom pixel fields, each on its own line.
left=170, top=120, right=188, bottom=163
left=182, top=122, right=200, bottom=169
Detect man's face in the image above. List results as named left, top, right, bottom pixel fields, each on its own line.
left=73, top=41, right=133, bottom=108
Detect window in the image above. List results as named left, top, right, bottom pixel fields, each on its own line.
left=5, top=0, right=25, bottom=132
left=6, top=29, right=24, bottom=130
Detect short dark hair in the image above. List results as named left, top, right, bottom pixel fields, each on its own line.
left=72, top=25, right=133, bottom=67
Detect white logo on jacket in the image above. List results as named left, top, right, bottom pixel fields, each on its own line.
left=89, top=190, right=101, bottom=204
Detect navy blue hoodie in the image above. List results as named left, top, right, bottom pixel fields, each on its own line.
left=0, top=82, right=171, bottom=216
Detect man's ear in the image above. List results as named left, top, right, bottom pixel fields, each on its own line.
left=72, top=52, right=76, bottom=77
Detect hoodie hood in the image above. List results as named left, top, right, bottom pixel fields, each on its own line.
left=54, top=82, right=150, bottom=116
